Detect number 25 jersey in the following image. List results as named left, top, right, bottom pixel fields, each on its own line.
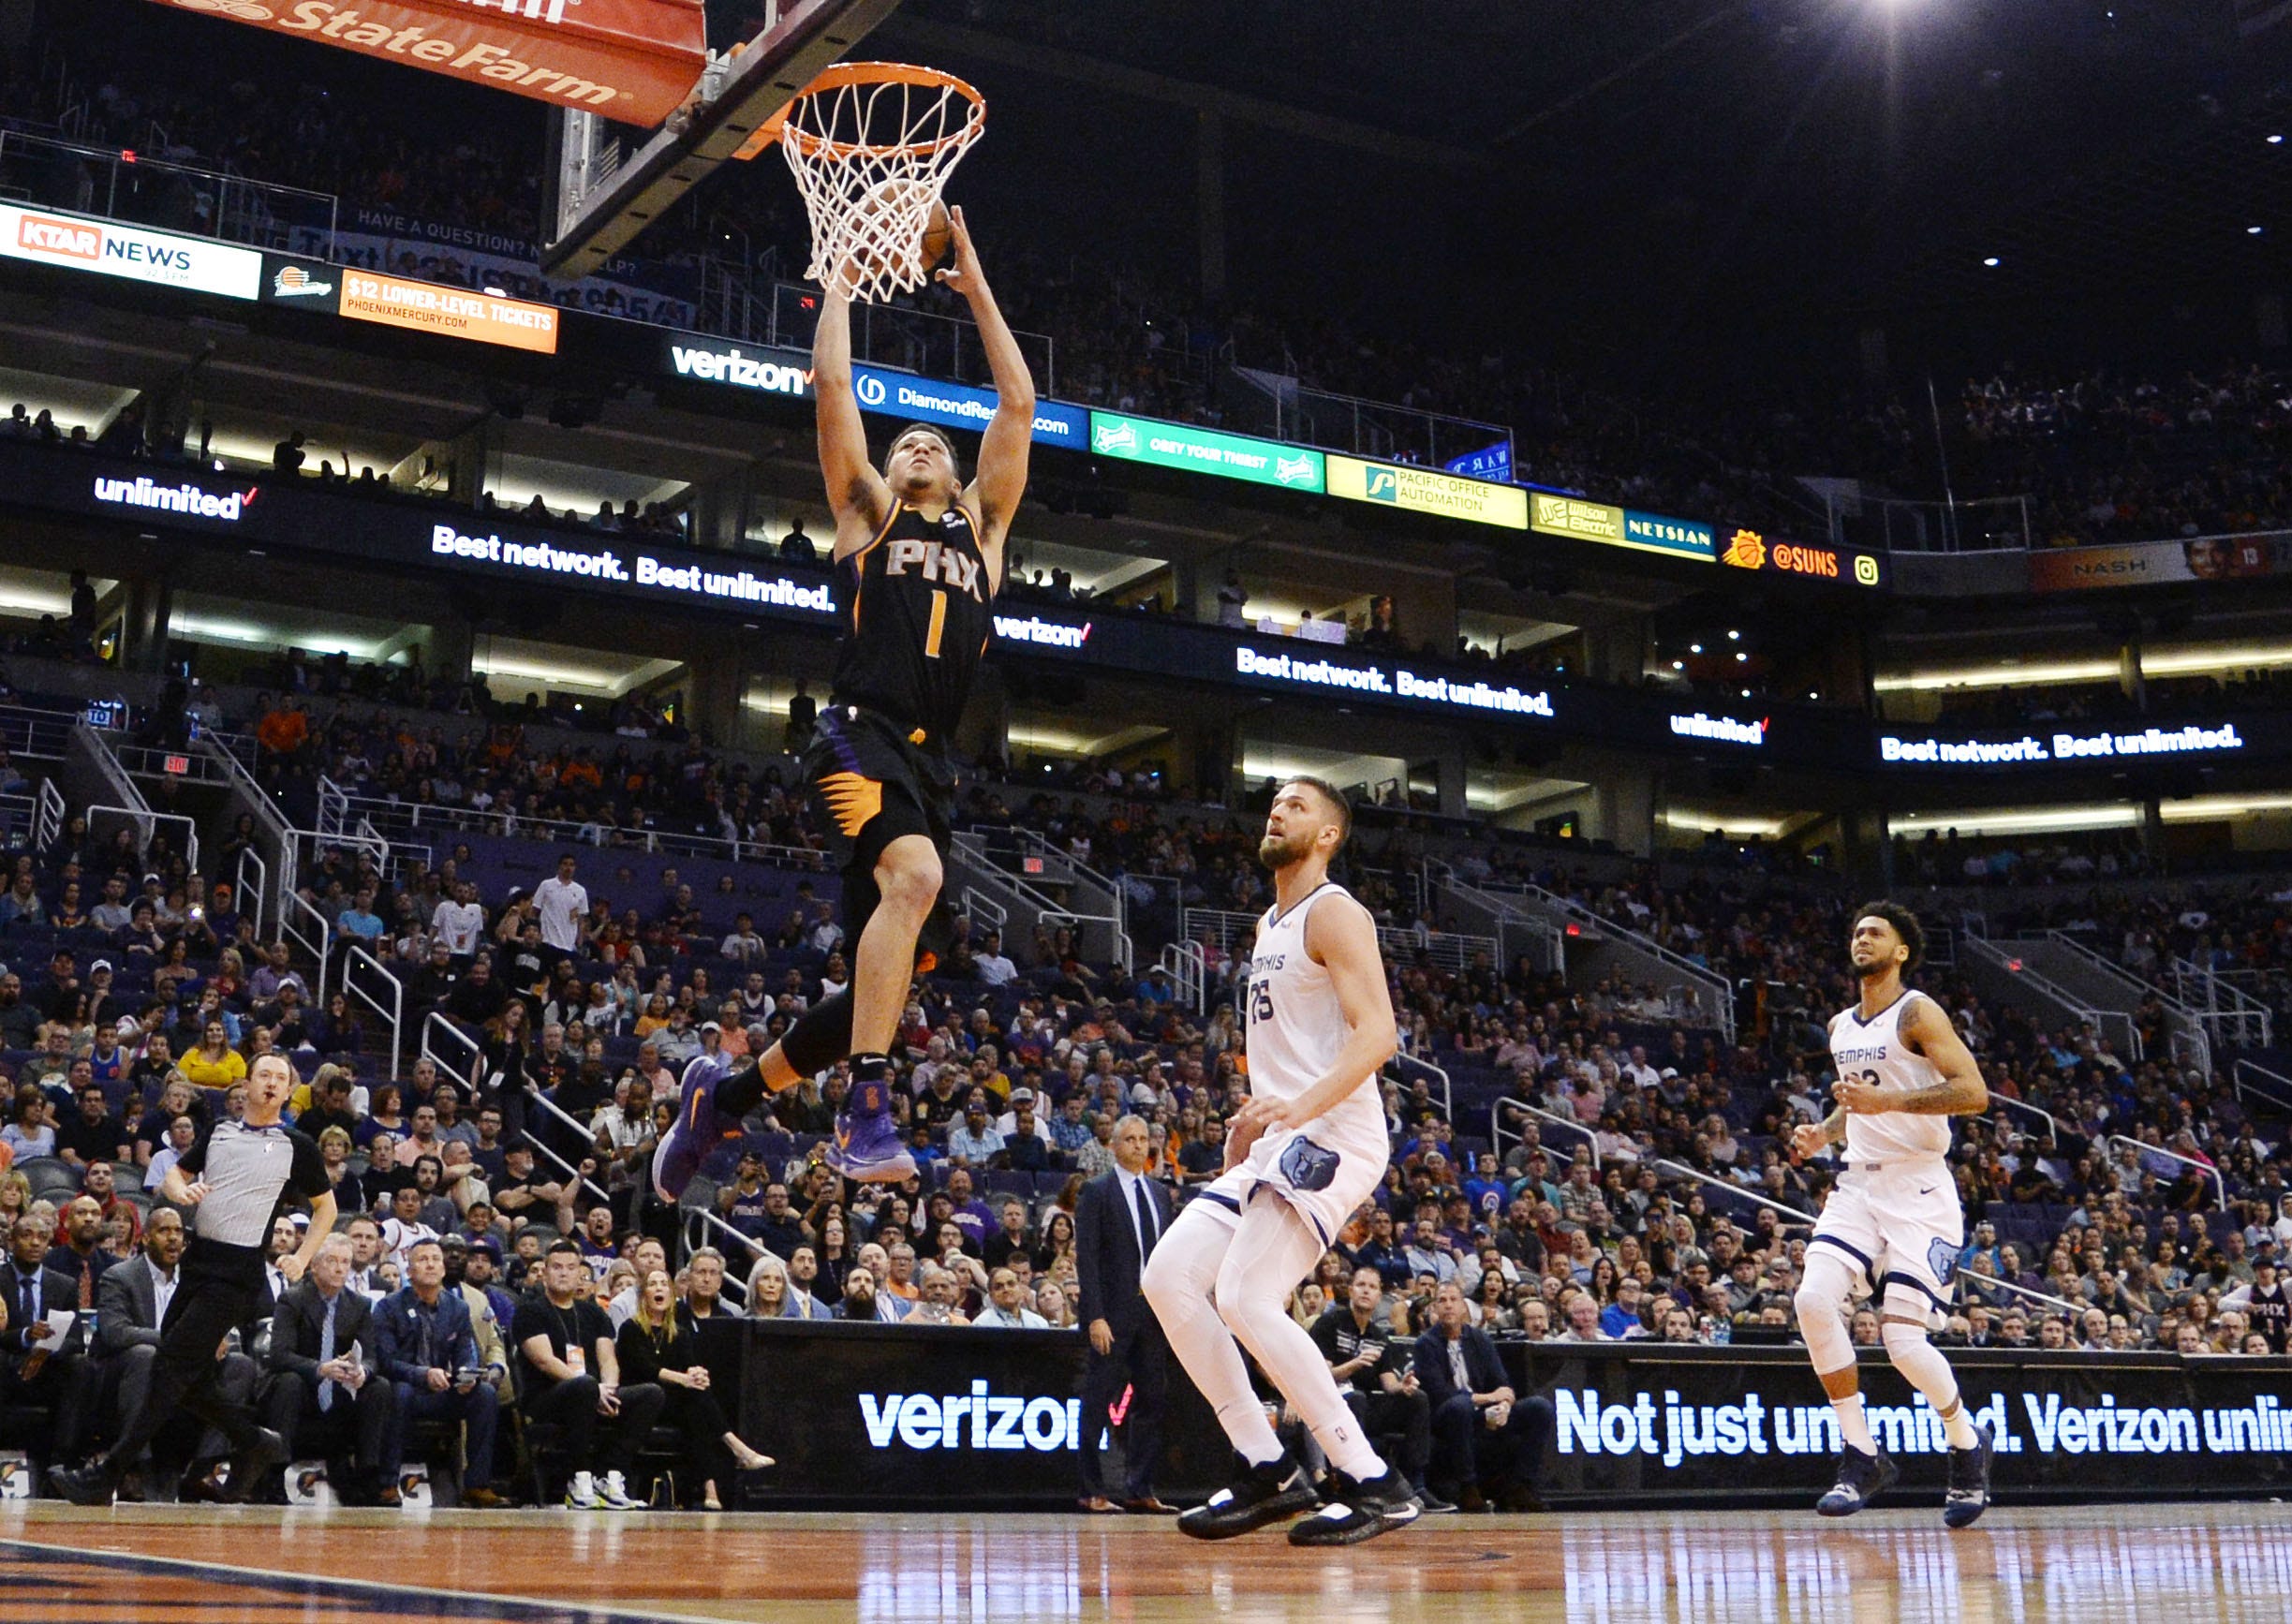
left=831, top=501, right=996, bottom=747
left=1827, top=990, right=1952, bottom=1162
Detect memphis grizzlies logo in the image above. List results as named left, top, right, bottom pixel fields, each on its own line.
left=1928, top=1238, right=1960, bottom=1287
left=1278, top=1135, right=1341, bottom=1193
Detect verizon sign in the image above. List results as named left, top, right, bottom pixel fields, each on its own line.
left=143, top=0, right=708, bottom=127
left=0, top=205, right=261, bottom=301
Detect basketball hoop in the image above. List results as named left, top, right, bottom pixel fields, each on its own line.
left=771, top=61, right=986, bottom=304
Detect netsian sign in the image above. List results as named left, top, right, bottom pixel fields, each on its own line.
left=0, top=203, right=261, bottom=301
left=140, top=0, right=708, bottom=126
left=1879, top=723, right=2247, bottom=767
left=1089, top=412, right=1325, bottom=494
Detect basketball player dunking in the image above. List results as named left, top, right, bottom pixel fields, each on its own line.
left=654, top=207, right=1033, bottom=1195
left=1142, top=778, right=1420, bottom=1546
left=1790, top=902, right=1995, bottom=1527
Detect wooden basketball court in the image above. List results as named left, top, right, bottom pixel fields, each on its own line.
left=1, top=1501, right=2285, bottom=1621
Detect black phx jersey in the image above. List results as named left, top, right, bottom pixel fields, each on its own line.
left=831, top=501, right=996, bottom=746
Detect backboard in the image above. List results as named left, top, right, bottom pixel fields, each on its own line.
left=539, top=0, right=903, bottom=279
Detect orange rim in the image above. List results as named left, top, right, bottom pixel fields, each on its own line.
left=763, top=60, right=987, bottom=162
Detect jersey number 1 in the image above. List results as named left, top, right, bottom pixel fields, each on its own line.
left=924, top=589, right=947, bottom=659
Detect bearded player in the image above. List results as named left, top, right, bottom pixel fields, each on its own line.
left=1790, top=902, right=1995, bottom=1527
left=1141, top=778, right=1420, bottom=1547
left=655, top=206, right=1032, bottom=1197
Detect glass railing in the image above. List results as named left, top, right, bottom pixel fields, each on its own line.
left=0, top=129, right=338, bottom=255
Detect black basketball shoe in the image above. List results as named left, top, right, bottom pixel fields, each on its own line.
left=1815, top=1444, right=1900, bottom=1517
left=1176, top=1452, right=1319, bottom=1541
left=1286, top=1467, right=1422, bottom=1547
left=1943, top=1423, right=1994, bottom=1528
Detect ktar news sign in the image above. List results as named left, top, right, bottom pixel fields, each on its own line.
left=142, top=0, right=707, bottom=126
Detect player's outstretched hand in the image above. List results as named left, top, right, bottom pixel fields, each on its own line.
left=933, top=206, right=984, bottom=298
left=1788, top=1123, right=1828, bottom=1162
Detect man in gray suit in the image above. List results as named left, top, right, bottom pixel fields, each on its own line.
left=96, top=1207, right=261, bottom=1501
left=265, top=1233, right=396, bottom=1505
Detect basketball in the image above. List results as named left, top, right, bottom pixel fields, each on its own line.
left=921, top=197, right=953, bottom=273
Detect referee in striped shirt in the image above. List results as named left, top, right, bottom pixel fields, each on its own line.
left=51, top=1053, right=335, bottom=1504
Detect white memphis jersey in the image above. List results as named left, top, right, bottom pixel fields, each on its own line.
left=1828, top=990, right=1952, bottom=1161
left=1244, top=883, right=1384, bottom=1145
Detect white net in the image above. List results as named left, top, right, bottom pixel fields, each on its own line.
left=778, top=63, right=986, bottom=305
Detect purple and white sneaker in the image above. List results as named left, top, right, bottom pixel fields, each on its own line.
left=823, top=1075, right=915, bottom=1184
left=652, top=1056, right=731, bottom=1203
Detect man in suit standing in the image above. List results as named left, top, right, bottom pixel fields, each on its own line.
left=265, top=1233, right=397, bottom=1505
left=1413, top=1279, right=1553, bottom=1513
left=96, top=1206, right=261, bottom=1501
left=0, top=1212, right=95, bottom=1468
left=374, top=1238, right=503, bottom=1507
left=1075, top=1115, right=1176, bottom=1514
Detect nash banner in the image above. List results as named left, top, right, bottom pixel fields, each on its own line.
left=2027, top=533, right=2292, bottom=593
left=140, top=0, right=707, bottom=127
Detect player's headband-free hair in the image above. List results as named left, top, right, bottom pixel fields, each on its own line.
left=1279, top=775, right=1353, bottom=849
left=1854, top=899, right=1926, bottom=972
left=888, top=422, right=963, bottom=477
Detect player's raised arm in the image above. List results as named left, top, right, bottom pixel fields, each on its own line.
left=1237, top=896, right=1396, bottom=1136
left=812, top=287, right=891, bottom=549
left=936, top=207, right=1035, bottom=571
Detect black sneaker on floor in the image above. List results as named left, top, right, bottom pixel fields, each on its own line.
left=1814, top=1444, right=1899, bottom=1517
left=47, top=1456, right=121, bottom=1507
left=1943, top=1423, right=1994, bottom=1528
left=1176, top=1453, right=1319, bottom=1541
left=1416, top=1485, right=1458, bottom=1514
left=1287, top=1468, right=1422, bottom=1547
left=218, top=1428, right=288, bottom=1505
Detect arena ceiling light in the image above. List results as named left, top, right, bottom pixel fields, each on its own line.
left=1982, top=256, right=2002, bottom=267
left=1660, top=808, right=1790, bottom=838
left=1889, top=805, right=2137, bottom=837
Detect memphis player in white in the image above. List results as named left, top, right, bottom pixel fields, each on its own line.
left=1142, top=777, right=1418, bottom=1546
left=1790, top=901, right=1994, bottom=1527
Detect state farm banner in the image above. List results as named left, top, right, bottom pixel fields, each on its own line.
left=142, top=0, right=708, bottom=127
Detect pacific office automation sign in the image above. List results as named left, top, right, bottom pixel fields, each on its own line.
left=0, top=203, right=261, bottom=301
left=1878, top=723, right=2247, bottom=768
left=143, top=0, right=707, bottom=126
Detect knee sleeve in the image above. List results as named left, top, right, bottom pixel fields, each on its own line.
left=1881, top=1280, right=1942, bottom=1333
left=1141, top=1206, right=1229, bottom=1318
left=779, top=992, right=853, bottom=1079
left=1796, top=1249, right=1861, bottom=1375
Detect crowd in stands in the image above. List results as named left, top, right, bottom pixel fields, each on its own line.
left=0, top=706, right=2285, bottom=1510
